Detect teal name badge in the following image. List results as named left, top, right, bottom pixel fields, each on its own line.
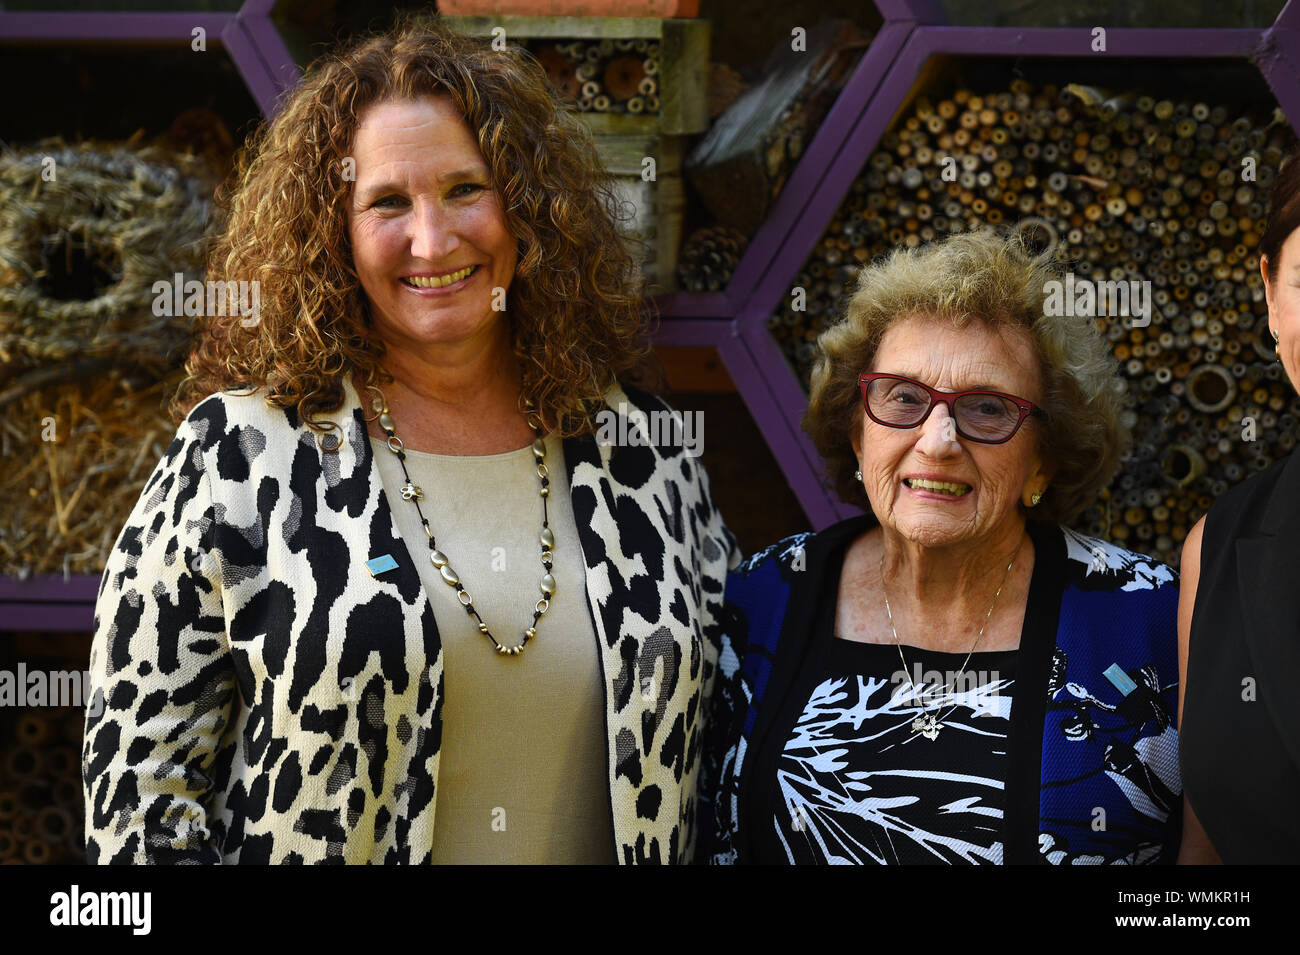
left=365, top=553, right=398, bottom=577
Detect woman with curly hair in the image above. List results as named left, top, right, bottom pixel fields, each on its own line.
left=83, top=17, right=736, bottom=864
left=701, top=227, right=1182, bottom=865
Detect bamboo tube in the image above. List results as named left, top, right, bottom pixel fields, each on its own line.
left=22, top=839, right=50, bottom=865
left=37, top=806, right=73, bottom=844
left=63, top=712, right=85, bottom=746
left=53, top=780, right=81, bottom=813
left=4, top=746, right=43, bottom=782
left=17, top=783, right=48, bottom=813
left=16, top=712, right=53, bottom=746
left=44, top=747, right=77, bottom=779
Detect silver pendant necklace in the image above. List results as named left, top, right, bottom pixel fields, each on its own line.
left=369, top=386, right=555, bottom=657
left=879, top=546, right=1017, bottom=740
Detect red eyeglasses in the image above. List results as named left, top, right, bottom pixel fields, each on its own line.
left=858, top=373, right=1045, bottom=445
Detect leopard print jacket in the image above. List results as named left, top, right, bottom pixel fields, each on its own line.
left=83, top=375, right=738, bottom=864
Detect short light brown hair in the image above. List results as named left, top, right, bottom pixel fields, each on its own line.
left=803, top=227, right=1127, bottom=524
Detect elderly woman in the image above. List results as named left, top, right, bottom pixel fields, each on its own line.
left=1177, top=147, right=1300, bottom=863
left=83, top=19, right=736, bottom=864
left=701, top=228, right=1181, bottom=864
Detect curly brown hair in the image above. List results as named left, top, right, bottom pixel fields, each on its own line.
left=170, top=14, right=651, bottom=439
left=803, top=227, right=1129, bottom=525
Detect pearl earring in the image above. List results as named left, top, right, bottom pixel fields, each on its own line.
left=855, top=470, right=863, bottom=482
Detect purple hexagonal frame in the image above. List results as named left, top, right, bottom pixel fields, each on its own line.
left=0, top=0, right=298, bottom=114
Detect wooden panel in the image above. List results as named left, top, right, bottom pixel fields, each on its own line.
left=599, top=134, right=684, bottom=292
left=655, top=345, right=735, bottom=392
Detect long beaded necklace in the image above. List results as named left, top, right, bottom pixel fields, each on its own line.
left=368, top=386, right=555, bottom=657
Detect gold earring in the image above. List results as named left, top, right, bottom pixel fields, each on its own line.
left=1030, top=491, right=1042, bottom=506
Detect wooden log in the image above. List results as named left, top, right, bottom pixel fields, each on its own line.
left=604, top=55, right=646, bottom=101
left=685, top=19, right=872, bottom=236
left=706, top=61, right=747, bottom=119
left=535, top=42, right=581, bottom=100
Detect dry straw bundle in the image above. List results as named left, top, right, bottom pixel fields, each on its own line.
left=0, top=134, right=223, bottom=579
left=0, top=135, right=218, bottom=378
left=0, top=369, right=183, bottom=579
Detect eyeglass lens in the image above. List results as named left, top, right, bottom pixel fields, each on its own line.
left=866, top=377, right=1021, bottom=441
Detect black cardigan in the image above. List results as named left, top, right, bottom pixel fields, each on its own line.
left=1181, top=449, right=1300, bottom=862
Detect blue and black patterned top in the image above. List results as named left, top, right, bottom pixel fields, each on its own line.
left=698, top=515, right=1182, bottom=865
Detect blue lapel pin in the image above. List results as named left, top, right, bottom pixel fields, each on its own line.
left=365, top=553, right=399, bottom=577
left=1103, top=663, right=1137, bottom=697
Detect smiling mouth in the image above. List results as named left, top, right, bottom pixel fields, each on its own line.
left=401, top=265, right=478, bottom=289
left=904, top=477, right=972, bottom=496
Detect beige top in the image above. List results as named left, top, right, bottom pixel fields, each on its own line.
left=370, top=432, right=616, bottom=864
